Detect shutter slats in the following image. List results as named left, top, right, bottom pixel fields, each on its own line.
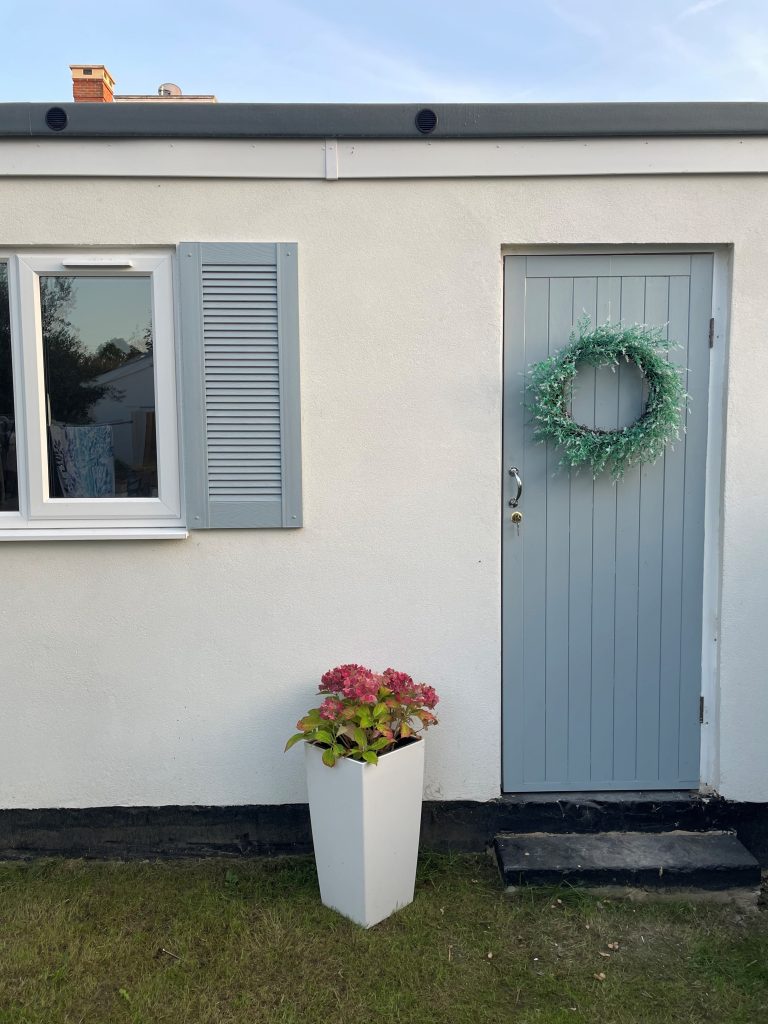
left=179, top=242, right=302, bottom=529
left=202, top=252, right=279, bottom=493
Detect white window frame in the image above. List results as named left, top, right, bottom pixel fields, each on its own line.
left=0, top=250, right=185, bottom=537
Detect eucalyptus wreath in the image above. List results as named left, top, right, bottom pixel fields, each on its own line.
left=527, top=316, right=687, bottom=479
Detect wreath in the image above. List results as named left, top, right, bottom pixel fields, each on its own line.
left=527, top=317, right=687, bottom=479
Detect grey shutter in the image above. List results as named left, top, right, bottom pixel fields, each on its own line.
left=178, top=242, right=302, bottom=528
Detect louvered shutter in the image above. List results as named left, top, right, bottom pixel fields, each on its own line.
left=178, top=243, right=302, bottom=528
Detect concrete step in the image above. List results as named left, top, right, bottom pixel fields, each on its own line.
left=494, top=830, right=761, bottom=893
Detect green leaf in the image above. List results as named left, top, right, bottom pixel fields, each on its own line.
left=353, top=727, right=367, bottom=749
left=362, top=751, right=378, bottom=765
left=284, top=733, right=305, bottom=752
left=312, top=730, right=334, bottom=747
left=373, top=702, right=388, bottom=718
left=321, top=748, right=337, bottom=768
left=358, top=709, right=373, bottom=729
left=371, top=737, right=390, bottom=751
left=297, top=712, right=321, bottom=730
left=400, top=722, right=413, bottom=738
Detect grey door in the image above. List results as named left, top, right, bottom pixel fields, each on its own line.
left=502, top=253, right=713, bottom=792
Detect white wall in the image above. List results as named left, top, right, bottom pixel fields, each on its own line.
left=0, top=168, right=766, bottom=806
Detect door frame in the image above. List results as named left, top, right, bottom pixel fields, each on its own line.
left=500, top=244, right=732, bottom=794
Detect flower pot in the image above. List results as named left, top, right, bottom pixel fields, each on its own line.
left=304, top=737, right=425, bottom=928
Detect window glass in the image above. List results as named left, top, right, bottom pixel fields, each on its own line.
left=0, top=264, right=18, bottom=512
left=40, top=275, right=157, bottom=499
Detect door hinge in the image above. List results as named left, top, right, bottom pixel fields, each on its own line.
left=699, top=695, right=705, bottom=724
left=708, top=317, right=715, bottom=348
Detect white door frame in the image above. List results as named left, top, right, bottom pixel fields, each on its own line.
left=500, top=243, right=731, bottom=794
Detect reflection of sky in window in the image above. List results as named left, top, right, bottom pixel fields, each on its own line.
left=54, top=276, right=152, bottom=355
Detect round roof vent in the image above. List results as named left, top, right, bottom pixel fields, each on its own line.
left=45, top=107, right=68, bottom=132
left=415, top=108, right=438, bottom=135
left=158, top=82, right=182, bottom=97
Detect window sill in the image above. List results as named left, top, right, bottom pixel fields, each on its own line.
left=0, top=527, right=189, bottom=541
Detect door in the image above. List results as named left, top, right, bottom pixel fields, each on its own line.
left=502, top=253, right=713, bottom=792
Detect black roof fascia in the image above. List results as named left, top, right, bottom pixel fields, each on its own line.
left=2, top=102, right=768, bottom=139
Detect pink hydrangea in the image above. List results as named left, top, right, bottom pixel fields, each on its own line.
left=383, top=668, right=414, bottom=695
left=320, top=663, right=370, bottom=693
left=288, top=663, right=440, bottom=761
left=319, top=697, right=342, bottom=721
left=320, top=664, right=381, bottom=704
left=383, top=668, right=439, bottom=709
left=420, top=685, right=439, bottom=709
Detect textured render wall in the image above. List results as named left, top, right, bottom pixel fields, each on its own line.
left=0, top=173, right=765, bottom=806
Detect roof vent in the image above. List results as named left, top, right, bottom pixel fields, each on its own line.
left=45, top=107, right=68, bottom=132
left=158, top=82, right=182, bottom=97
left=415, top=108, right=438, bottom=135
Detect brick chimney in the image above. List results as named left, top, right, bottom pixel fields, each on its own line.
left=70, top=65, right=115, bottom=102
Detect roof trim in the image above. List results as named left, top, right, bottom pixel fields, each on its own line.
left=2, top=102, right=768, bottom=139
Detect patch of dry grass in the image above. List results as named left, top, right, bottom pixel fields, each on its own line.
left=0, top=855, right=766, bottom=1023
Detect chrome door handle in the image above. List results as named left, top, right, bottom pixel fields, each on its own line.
left=508, top=467, right=522, bottom=508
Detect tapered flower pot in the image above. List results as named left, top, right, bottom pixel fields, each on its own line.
left=305, top=737, right=425, bottom=928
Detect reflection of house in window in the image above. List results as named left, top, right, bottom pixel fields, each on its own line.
left=90, top=353, right=157, bottom=497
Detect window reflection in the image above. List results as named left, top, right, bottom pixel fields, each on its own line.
left=40, top=275, right=157, bottom=499
left=0, top=264, right=18, bottom=512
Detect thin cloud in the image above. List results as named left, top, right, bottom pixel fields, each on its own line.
left=678, top=0, right=729, bottom=19
left=218, top=0, right=530, bottom=101
left=546, top=1, right=610, bottom=41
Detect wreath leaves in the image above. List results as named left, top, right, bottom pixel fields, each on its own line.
left=527, top=316, right=687, bottom=479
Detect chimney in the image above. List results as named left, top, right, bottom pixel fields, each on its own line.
left=70, top=65, right=115, bottom=103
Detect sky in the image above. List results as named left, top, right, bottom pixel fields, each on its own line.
left=3, top=0, right=768, bottom=103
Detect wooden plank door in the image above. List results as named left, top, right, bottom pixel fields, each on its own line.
left=502, top=253, right=713, bottom=791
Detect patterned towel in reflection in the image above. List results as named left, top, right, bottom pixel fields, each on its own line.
left=49, top=422, right=115, bottom=498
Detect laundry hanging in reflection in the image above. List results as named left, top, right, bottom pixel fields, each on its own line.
left=49, top=422, right=115, bottom=498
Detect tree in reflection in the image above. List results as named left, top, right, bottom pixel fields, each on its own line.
left=0, top=268, right=14, bottom=420
left=40, top=277, right=112, bottom=423
left=40, top=278, right=152, bottom=424
left=0, top=273, right=152, bottom=426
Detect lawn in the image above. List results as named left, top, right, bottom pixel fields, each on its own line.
left=0, top=855, right=766, bottom=1024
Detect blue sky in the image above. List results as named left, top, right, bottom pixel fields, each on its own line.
left=3, top=0, right=768, bottom=103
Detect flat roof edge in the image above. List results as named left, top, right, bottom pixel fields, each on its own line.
left=2, top=102, right=768, bottom=139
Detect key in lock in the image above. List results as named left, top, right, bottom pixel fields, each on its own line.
left=510, top=509, right=523, bottom=535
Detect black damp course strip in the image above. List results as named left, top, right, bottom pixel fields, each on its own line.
left=0, top=795, right=766, bottom=865
left=3, top=101, right=768, bottom=140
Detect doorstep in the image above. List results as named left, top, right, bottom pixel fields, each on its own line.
left=494, top=830, right=761, bottom=902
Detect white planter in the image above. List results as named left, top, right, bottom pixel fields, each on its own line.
left=304, top=737, right=425, bottom=928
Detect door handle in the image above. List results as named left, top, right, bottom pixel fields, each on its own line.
left=508, top=467, right=523, bottom=508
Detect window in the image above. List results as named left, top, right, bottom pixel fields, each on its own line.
left=0, top=243, right=302, bottom=540
left=3, top=252, right=182, bottom=537
left=0, top=263, right=18, bottom=512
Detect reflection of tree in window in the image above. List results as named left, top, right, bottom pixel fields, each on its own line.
left=0, top=266, right=18, bottom=510
left=40, top=278, right=152, bottom=423
left=40, top=276, right=157, bottom=499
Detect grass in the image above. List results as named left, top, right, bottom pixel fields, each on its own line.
left=0, top=855, right=766, bottom=1024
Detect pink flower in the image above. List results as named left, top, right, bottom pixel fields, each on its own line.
left=289, top=663, right=440, bottom=760
left=319, top=697, right=342, bottom=721
left=383, top=668, right=414, bottom=694
left=420, top=685, right=439, bottom=709
left=320, top=664, right=381, bottom=703
left=320, top=664, right=372, bottom=694
left=383, top=668, right=439, bottom=709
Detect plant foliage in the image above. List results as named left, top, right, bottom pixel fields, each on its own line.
left=285, top=664, right=439, bottom=767
left=527, top=316, right=687, bottom=479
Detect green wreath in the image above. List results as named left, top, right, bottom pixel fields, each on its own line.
left=527, top=317, right=687, bottom=479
